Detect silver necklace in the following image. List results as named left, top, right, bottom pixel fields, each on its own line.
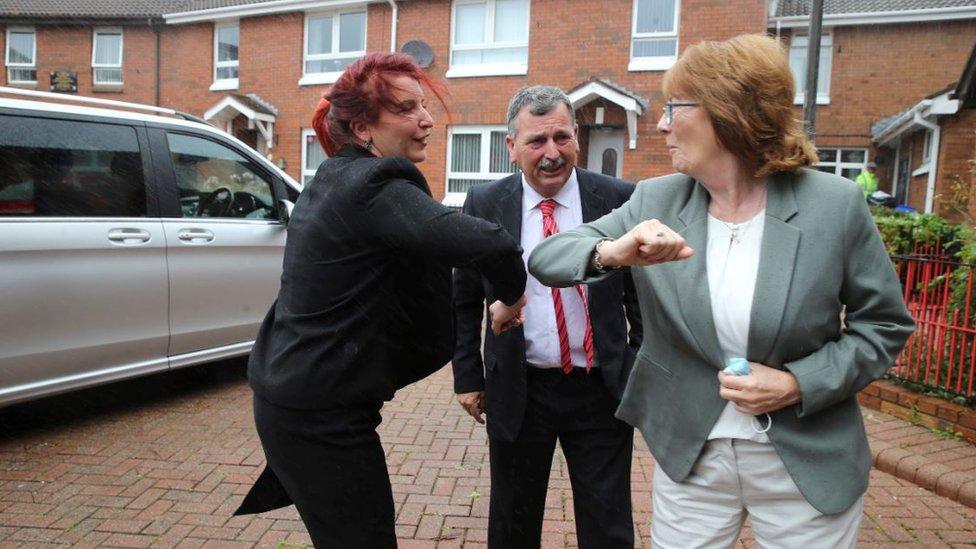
left=720, top=217, right=753, bottom=244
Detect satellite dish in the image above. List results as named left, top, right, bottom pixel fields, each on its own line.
left=402, top=40, right=434, bottom=68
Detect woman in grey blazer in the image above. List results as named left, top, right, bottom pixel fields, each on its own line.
left=528, top=34, right=914, bottom=548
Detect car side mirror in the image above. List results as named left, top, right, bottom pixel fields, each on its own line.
left=278, top=199, right=295, bottom=224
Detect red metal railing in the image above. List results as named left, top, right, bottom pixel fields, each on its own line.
left=889, top=243, right=976, bottom=401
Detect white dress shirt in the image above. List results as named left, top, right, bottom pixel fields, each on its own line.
left=520, top=169, right=593, bottom=370
left=705, top=209, right=770, bottom=442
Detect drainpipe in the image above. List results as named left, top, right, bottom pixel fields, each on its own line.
left=913, top=109, right=940, bottom=214
left=386, top=0, right=398, bottom=52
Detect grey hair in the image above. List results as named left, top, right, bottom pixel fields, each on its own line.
left=506, top=85, right=575, bottom=138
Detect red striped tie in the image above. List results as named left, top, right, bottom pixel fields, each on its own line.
left=539, top=198, right=594, bottom=374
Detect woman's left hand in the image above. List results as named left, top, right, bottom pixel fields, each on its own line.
left=718, top=363, right=802, bottom=415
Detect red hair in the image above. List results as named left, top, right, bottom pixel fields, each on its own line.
left=311, top=52, right=448, bottom=157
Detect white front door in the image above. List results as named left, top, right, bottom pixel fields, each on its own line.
left=587, top=128, right=624, bottom=178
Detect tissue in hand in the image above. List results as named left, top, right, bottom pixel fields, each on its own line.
left=723, top=357, right=750, bottom=376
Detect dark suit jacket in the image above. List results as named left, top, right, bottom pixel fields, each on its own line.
left=452, top=168, right=642, bottom=442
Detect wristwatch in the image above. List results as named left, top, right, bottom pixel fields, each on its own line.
left=591, top=239, right=620, bottom=274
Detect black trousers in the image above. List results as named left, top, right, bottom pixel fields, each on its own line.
left=487, top=367, right=634, bottom=549
left=252, top=395, right=397, bottom=548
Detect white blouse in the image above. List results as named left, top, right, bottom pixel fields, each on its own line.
left=705, top=209, right=770, bottom=443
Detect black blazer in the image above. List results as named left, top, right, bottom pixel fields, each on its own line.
left=452, top=168, right=642, bottom=442
left=248, top=145, right=526, bottom=410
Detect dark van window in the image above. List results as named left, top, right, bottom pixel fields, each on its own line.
left=167, top=133, right=277, bottom=220
left=0, top=115, right=146, bottom=217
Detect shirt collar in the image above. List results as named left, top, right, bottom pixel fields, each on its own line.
left=521, top=168, right=580, bottom=212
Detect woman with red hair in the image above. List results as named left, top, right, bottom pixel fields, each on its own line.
left=235, top=52, right=526, bottom=547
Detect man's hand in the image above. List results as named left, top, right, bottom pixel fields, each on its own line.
left=598, top=219, right=694, bottom=268
left=490, top=295, right=526, bottom=335
left=718, top=363, right=801, bottom=415
left=457, top=391, right=485, bottom=424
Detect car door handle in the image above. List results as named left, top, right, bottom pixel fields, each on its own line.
left=107, top=228, right=152, bottom=245
left=177, top=228, right=215, bottom=244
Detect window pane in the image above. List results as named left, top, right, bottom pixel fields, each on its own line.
left=7, top=68, right=36, bottom=82
left=635, top=0, right=675, bottom=34
left=94, top=67, right=123, bottom=84
left=217, top=25, right=239, bottom=62
left=454, top=46, right=526, bottom=65
left=488, top=131, right=515, bottom=173
left=216, top=66, right=238, bottom=80
left=601, top=148, right=617, bottom=176
left=305, top=134, right=328, bottom=171
left=817, top=148, right=836, bottom=163
left=632, top=38, right=676, bottom=58
left=840, top=149, right=865, bottom=163
left=94, top=33, right=122, bottom=65
left=167, top=133, right=277, bottom=220
left=455, top=2, right=486, bottom=45
left=451, top=134, right=481, bottom=172
left=494, top=0, right=528, bottom=43
left=339, top=11, right=366, bottom=52
left=789, top=37, right=831, bottom=96
left=7, top=31, right=34, bottom=64
left=307, top=15, right=333, bottom=55
left=305, top=56, right=357, bottom=74
left=0, top=115, right=145, bottom=217
left=448, top=178, right=488, bottom=194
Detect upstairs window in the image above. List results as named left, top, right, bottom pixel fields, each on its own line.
left=448, top=0, right=529, bottom=78
left=5, top=28, right=37, bottom=84
left=92, top=29, right=124, bottom=85
left=629, top=0, right=679, bottom=71
left=301, top=10, right=366, bottom=85
left=789, top=33, right=832, bottom=105
left=213, top=22, right=239, bottom=90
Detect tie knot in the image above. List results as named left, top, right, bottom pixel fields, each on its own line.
left=539, top=199, right=557, bottom=217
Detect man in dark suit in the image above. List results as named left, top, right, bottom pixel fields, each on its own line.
left=452, top=85, right=642, bottom=548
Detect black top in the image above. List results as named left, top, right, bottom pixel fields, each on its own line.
left=248, top=145, right=526, bottom=409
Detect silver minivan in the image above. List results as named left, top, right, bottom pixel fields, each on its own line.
left=0, top=88, right=302, bottom=406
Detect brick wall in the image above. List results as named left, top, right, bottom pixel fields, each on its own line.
left=1, top=24, right=159, bottom=103
left=783, top=20, right=976, bottom=192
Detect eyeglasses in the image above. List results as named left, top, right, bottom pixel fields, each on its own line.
left=662, top=100, right=700, bottom=125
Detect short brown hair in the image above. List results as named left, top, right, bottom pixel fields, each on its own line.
left=663, top=34, right=817, bottom=177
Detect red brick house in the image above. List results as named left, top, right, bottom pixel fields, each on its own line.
left=769, top=0, right=976, bottom=214
left=2, top=0, right=973, bottom=212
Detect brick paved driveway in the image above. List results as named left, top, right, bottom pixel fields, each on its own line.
left=1, top=360, right=974, bottom=548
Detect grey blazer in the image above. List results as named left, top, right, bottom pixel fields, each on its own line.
left=527, top=168, right=915, bottom=514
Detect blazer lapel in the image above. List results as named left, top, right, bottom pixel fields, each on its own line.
left=496, top=174, right=523, bottom=243
left=747, top=173, right=801, bottom=365
left=674, top=181, right=725, bottom=369
left=577, top=169, right=609, bottom=222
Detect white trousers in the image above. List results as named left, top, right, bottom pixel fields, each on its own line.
left=650, top=438, right=863, bottom=549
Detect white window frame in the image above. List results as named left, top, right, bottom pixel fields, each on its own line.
left=299, top=8, right=367, bottom=86
left=912, top=129, right=935, bottom=176
left=790, top=33, right=831, bottom=106
left=91, top=27, right=124, bottom=85
left=444, top=125, right=515, bottom=205
left=211, top=21, right=240, bottom=91
left=446, top=0, right=530, bottom=79
left=628, top=0, right=680, bottom=72
left=301, top=128, right=327, bottom=185
left=815, top=147, right=867, bottom=179
left=5, top=27, right=37, bottom=84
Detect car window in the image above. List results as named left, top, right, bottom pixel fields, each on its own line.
left=167, top=133, right=278, bottom=220
left=0, top=114, right=146, bottom=217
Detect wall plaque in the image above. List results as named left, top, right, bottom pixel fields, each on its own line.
left=50, top=71, right=78, bottom=93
